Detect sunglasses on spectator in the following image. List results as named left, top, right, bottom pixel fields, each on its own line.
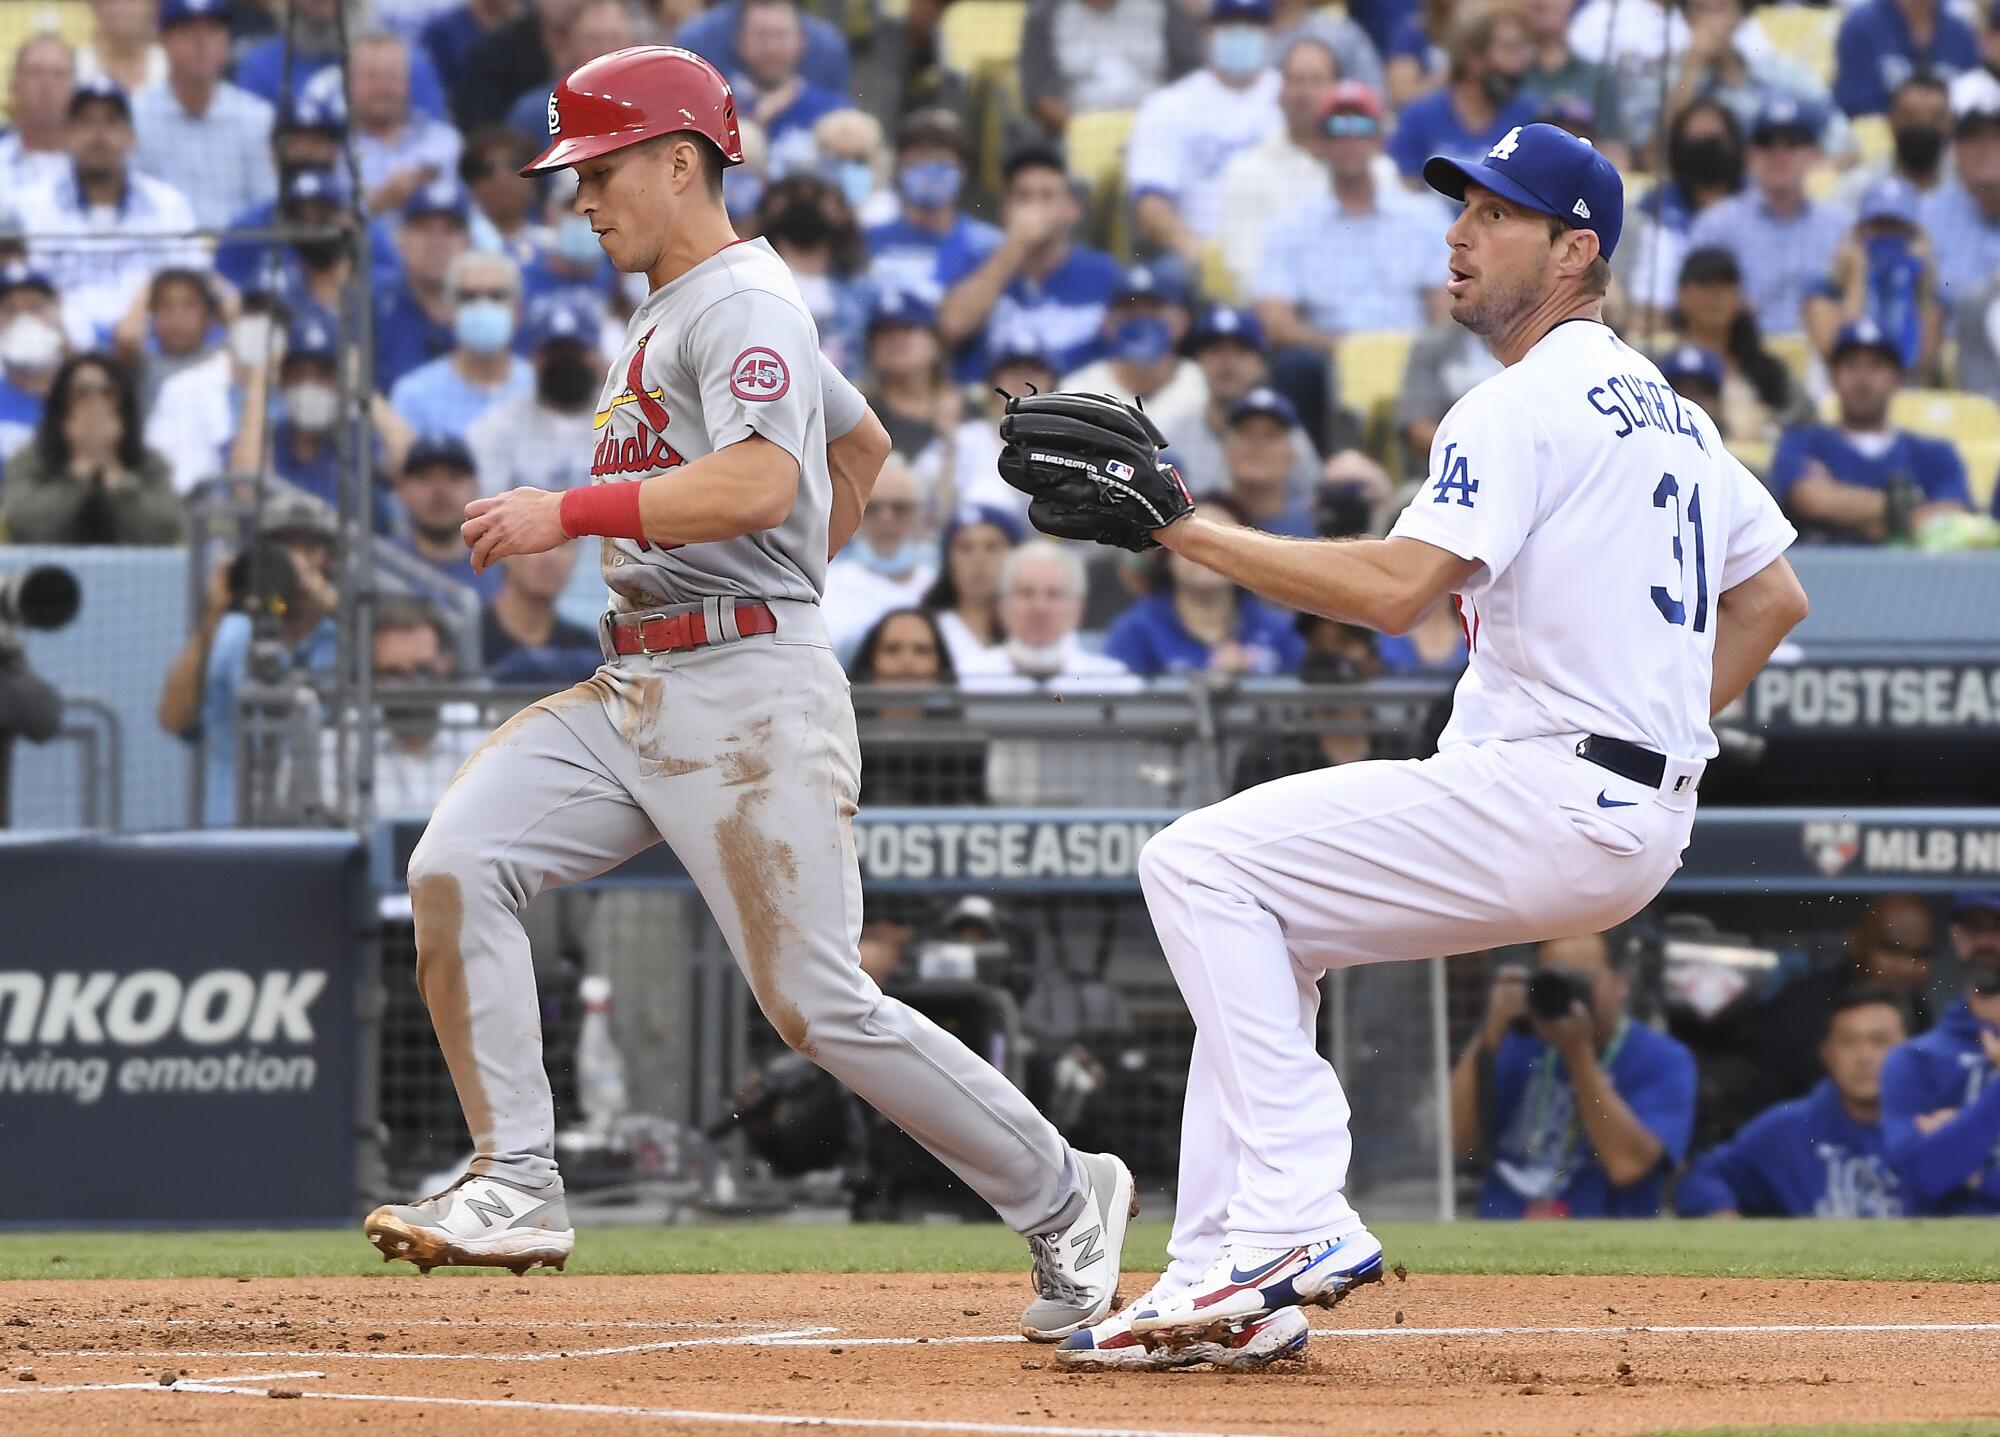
left=1323, top=113, right=1380, bottom=139
left=68, top=378, right=118, bottom=399
left=455, top=288, right=515, bottom=305
left=869, top=498, right=920, bottom=517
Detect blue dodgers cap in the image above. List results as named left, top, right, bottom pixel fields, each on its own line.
left=67, top=74, right=131, bottom=120
left=1211, top=0, right=1275, bottom=20
left=282, top=166, right=348, bottom=206
left=0, top=260, right=56, bottom=299
left=404, top=176, right=471, bottom=225
left=159, top=0, right=229, bottom=28
left=1657, top=343, right=1723, bottom=391
left=1951, top=890, right=2000, bottom=920
left=1749, top=95, right=1825, bottom=144
left=1858, top=174, right=1921, bottom=228
left=404, top=433, right=476, bottom=474
left=940, top=502, right=1026, bottom=550
left=1114, top=256, right=1188, bottom=306
left=1228, top=386, right=1298, bottom=429
left=1189, top=303, right=1265, bottom=351
left=1424, top=121, right=1624, bottom=260
left=1831, top=317, right=1903, bottom=367
left=285, top=311, right=339, bottom=363
left=281, top=89, right=347, bottom=136
left=867, top=288, right=938, bottom=334
left=522, top=293, right=601, bottom=351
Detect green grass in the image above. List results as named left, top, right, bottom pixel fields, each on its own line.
left=1653, top=1426, right=2000, bottom=1437
left=3, top=1218, right=1997, bottom=1283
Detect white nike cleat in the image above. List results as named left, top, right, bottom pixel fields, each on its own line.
left=363, top=1173, right=574, bottom=1275
left=1020, top=1151, right=1138, bottom=1341
left=1056, top=1289, right=1311, bottom=1370
left=1126, top=1228, right=1384, bottom=1337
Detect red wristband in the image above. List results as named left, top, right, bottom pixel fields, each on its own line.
left=560, top=482, right=647, bottom=541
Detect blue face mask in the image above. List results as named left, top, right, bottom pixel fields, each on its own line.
left=1111, top=314, right=1173, bottom=365
left=852, top=537, right=929, bottom=578
left=834, top=159, right=875, bottom=209
left=455, top=299, right=515, bottom=355
left=1210, top=24, right=1269, bottom=78
left=554, top=213, right=601, bottom=267
left=898, top=159, right=962, bottom=211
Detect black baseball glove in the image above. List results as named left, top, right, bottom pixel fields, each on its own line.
left=996, top=391, right=1194, bottom=551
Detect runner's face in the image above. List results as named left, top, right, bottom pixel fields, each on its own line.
left=574, top=141, right=683, bottom=274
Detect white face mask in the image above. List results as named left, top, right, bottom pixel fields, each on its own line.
left=283, top=382, right=340, bottom=432
left=1005, top=635, right=1070, bottom=676
left=0, top=314, right=64, bottom=373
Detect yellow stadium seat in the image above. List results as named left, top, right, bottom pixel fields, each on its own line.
left=0, top=2, right=93, bottom=123
left=1338, top=330, right=1415, bottom=431
left=1765, top=333, right=1812, bottom=386
left=1755, top=6, right=1840, bottom=88
left=1804, top=160, right=1842, bottom=201
left=1958, top=440, right=2000, bottom=510
left=1727, top=436, right=1775, bottom=477
left=1198, top=240, right=1238, bottom=304
left=1850, top=114, right=1893, bottom=165
left=939, top=0, right=1026, bottom=78
left=1065, top=109, right=1135, bottom=193
left=1888, top=388, right=2000, bottom=508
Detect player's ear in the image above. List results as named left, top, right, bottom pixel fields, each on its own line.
left=1561, top=226, right=1602, bottom=281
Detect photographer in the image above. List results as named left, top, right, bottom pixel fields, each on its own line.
left=1450, top=930, right=1697, bottom=1218
left=0, top=568, right=67, bottom=825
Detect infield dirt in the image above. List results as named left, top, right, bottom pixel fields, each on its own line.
left=2, top=1269, right=1996, bottom=1435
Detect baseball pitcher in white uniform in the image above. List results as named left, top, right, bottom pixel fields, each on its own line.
left=361, top=47, right=1140, bottom=1345
left=1011, top=123, right=1811, bottom=1368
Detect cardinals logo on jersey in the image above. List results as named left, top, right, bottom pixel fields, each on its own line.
left=593, top=328, right=687, bottom=477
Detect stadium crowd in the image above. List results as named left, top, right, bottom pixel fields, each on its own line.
left=0, top=0, right=1997, bottom=1217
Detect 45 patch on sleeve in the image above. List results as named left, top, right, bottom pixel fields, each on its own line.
left=1432, top=442, right=1479, bottom=508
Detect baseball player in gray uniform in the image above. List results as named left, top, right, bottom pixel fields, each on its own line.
left=362, top=48, right=1134, bottom=1342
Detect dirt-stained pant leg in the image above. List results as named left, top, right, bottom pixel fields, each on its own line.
left=405, top=678, right=661, bottom=1190
left=598, top=628, right=1085, bottom=1235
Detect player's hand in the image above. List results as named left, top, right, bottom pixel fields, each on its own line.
left=1480, top=969, right=1529, bottom=1050
left=1913, top=1107, right=1958, bottom=1135
left=461, top=487, right=567, bottom=574
left=1533, top=1000, right=1597, bottom=1065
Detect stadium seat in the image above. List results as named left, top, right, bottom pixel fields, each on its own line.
left=1198, top=240, right=1238, bottom=303
left=1066, top=109, right=1137, bottom=253
left=1850, top=114, right=1893, bottom=165
left=1765, top=333, right=1812, bottom=387
left=1338, top=329, right=1414, bottom=441
left=1754, top=5, right=1839, bottom=87
left=939, top=0, right=1027, bottom=78
left=1892, top=388, right=2000, bottom=509
left=1727, top=436, right=1774, bottom=478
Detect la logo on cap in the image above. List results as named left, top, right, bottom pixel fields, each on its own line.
left=1487, top=126, right=1523, bottom=161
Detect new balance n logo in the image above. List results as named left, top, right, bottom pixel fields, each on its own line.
left=463, top=1189, right=516, bottom=1229
left=1070, top=1223, right=1105, bottom=1272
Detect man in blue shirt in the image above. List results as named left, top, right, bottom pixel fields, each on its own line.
left=1386, top=5, right=1537, bottom=182
left=375, top=178, right=473, bottom=392
left=393, top=433, right=503, bottom=601
left=864, top=109, right=1000, bottom=313
left=389, top=248, right=532, bottom=437
left=674, top=0, right=851, bottom=94
left=1768, top=318, right=1971, bottom=542
left=1880, top=891, right=2000, bottom=1215
left=1916, top=94, right=2000, bottom=310
left=1450, top=930, right=1698, bottom=1218
left=235, top=0, right=450, bottom=120
left=1678, top=987, right=1909, bottom=1217
left=732, top=0, right=849, bottom=167
left=936, top=146, right=1124, bottom=381
left=1220, top=387, right=1318, bottom=537
left=1686, top=98, right=1848, bottom=336
left=1834, top=0, right=1978, bottom=117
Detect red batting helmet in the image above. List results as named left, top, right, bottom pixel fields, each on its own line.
left=521, top=45, right=744, bottom=177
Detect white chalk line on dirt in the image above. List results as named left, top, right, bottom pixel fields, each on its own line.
left=0, top=1370, right=325, bottom=1396
left=41, top=1373, right=1288, bottom=1437
left=26, top=1325, right=838, bottom=1363
left=70, top=1317, right=787, bottom=1332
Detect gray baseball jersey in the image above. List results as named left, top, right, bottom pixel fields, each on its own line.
left=591, top=237, right=863, bottom=609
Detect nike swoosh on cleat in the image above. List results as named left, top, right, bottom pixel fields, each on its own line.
left=1226, top=1248, right=1303, bottom=1285
left=1596, top=791, right=1638, bottom=808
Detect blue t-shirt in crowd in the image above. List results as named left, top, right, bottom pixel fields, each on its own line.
left=1385, top=15, right=1440, bottom=77
left=215, top=199, right=403, bottom=298
left=1375, top=628, right=1467, bottom=673
left=1767, top=423, right=1971, bottom=532
left=374, top=285, right=457, bottom=393
left=271, top=421, right=402, bottom=535
left=404, top=541, right=504, bottom=602
left=673, top=0, right=852, bottom=93
left=865, top=212, right=1002, bottom=311
left=1388, top=89, right=1538, bottom=181
left=235, top=37, right=450, bottom=121
left=420, top=3, right=489, bottom=105
left=1348, top=0, right=1416, bottom=54
left=1832, top=0, right=1979, bottom=117
left=1880, top=1000, right=2000, bottom=1215
left=1103, top=593, right=1305, bottom=677
left=389, top=354, right=534, bottom=437
left=0, top=372, right=46, bottom=460
left=935, top=239, right=1125, bottom=381
left=1677, top=1078, right=1905, bottom=1217
left=1479, top=1020, right=1697, bottom=1219
left=758, top=83, right=851, bottom=145
left=518, top=249, right=619, bottom=312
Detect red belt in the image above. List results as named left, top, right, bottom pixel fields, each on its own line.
left=609, top=602, right=777, bottom=655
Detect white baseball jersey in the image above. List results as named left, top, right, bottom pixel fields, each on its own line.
left=1388, top=318, right=1796, bottom=762
left=589, top=237, right=866, bottom=609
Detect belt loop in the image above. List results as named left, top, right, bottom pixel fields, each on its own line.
left=700, top=596, right=725, bottom=646
left=717, top=601, right=743, bottom=644
left=596, top=610, right=617, bottom=663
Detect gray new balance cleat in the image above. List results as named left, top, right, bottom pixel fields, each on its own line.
left=1020, top=1151, right=1137, bottom=1341
left=363, top=1173, right=574, bottom=1276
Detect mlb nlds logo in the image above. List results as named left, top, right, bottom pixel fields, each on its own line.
left=1803, top=820, right=1861, bottom=876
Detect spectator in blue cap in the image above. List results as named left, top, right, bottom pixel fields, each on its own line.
left=1656, top=342, right=1728, bottom=434
left=1805, top=175, right=1940, bottom=379
left=1916, top=89, right=2000, bottom=311
left=1218, top=387, right=1317, bottom=537
left=922, top=503, right=1026, bottom=671
left=394, top=433, right=502, bottom=600
left=252, top=167, right=354, bottom=321
left=390, top=247, right=532, bottom=437
left=1061, top=261, right=1206, bottom=414
left=0, top=263, right=65, bottom=462
left=131, top=0, right=276, bottom=229
left=1767, top=318, right=1971, bottom=544
left=468, top=292, right=603, bottom=501
left=375, top=177, right=474, bottom=390
left=236, top=0, right=450, bottom=123
left=1835, top=0, right=1977, bottom=118
left=674, top=0, right=853, bottom=98
left=864, top=110, right=998, bottom=314
left=1387, top=5, right=1537, bottom=183
left=1880, top=891, right=2000, bottom=1215
left=1155, top=303, right=1321, bottom=499
left=1128, top=0, right=1284, bottom=269
left=1685, top=98, right=1848, bottom=337
left=1106, top=491, right=1305, bottom=676
left=1, top=35, right=76, bottom=202
left=863, top=290, right=954, bottom=464
left=350, top=30, right=464, bottom=215
left=1018, top=0, right=1204, bottom=140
